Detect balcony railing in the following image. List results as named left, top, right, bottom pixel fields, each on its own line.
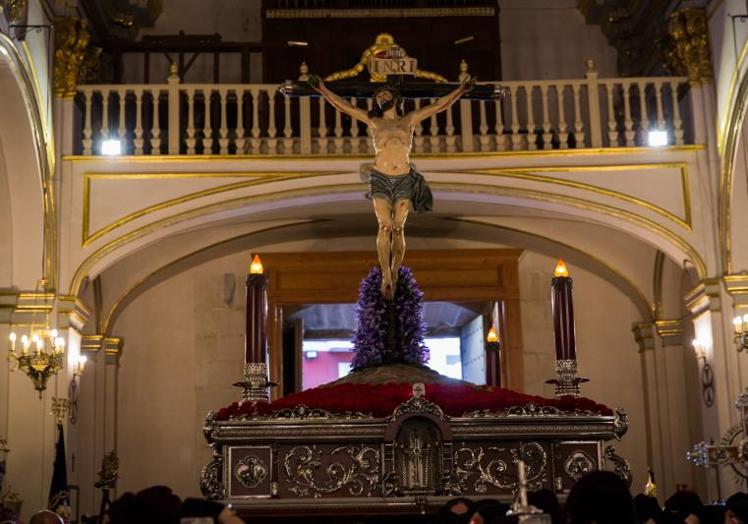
left=73, top=69, right=691, bottom=156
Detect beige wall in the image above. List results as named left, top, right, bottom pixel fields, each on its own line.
left=116, top=237, right=652, bottom=498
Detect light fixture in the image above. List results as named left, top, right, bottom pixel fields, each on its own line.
left=7, top=279, right=66, bottom=397
left=733, top=314, right=748, bottom=352
left=692, top=338, right=714, bottom=407
left=74, top=355, right=87, bottom=377
left=647, top=130, right=668, bottom=147
left=100, top=139, right=122, bottom=155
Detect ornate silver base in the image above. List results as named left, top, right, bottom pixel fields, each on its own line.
left=545, top=360, right=589, bottom=398
left=233, top=363, right=275, bottom=402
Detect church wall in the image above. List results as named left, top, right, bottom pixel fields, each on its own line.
left=115, top=234, right=654, bottom=498
left=499, top=0, right=618, bottom=80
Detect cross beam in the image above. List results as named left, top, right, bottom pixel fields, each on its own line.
left=280, top=79, right=506, bottom=100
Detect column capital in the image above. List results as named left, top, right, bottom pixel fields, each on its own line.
left=654, top=319, right=684, bottom=347
left=81, top=335, right=123, bottom=364
left=632, top=322, right=656, bottom=352
left=0, top=289, right=90, bottom=329
left=724, top=273, right=748, bottom=298
left=684, top=278, right=722, bottom=315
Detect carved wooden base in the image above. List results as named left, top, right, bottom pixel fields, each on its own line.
left=201, top=395, right=629, bottom=517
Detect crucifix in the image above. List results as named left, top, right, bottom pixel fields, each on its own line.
left=280, top=34, right=505, bottom=300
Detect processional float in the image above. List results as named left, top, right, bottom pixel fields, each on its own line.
left=200, top=34, right=630, bottom=520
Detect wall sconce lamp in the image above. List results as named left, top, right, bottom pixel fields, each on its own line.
left=733, top=314, right=748, bottom=352
left=73, top=355, right=87, bottom=378
left=693, top=339, right=714, bottom=407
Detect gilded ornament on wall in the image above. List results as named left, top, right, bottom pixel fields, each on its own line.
left=53, top=16, right=91, bottom=97
left=664, top=8, right=712, bottom=83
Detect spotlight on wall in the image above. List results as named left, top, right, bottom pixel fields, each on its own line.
left=101, top=139, right=122, bottom=156
left=647, top=130, right=668, bottom=147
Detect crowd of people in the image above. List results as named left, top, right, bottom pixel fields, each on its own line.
left=1, top=470, right=748, bottom=524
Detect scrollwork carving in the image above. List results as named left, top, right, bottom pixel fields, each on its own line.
left=200, top=453, right=224, bottom=500
left=283, top=445, right=381, bottom=498
left=268, top=405, right=371, bottom=420
left=203, top=411, right=217, bottom=444
left=613, top=408, right=629, bottom=440
left=463, top=403, right=601, bottom=418
left=387, top=396, right=447, bottom=422
left=605, top=446, right=632, bottom=487
left=454, top=442, right=546, bottom=493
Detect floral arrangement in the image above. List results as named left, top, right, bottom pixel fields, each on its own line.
left=214, top=382, right=612, bottom=421
left=351, top=266, right=429, bottom=369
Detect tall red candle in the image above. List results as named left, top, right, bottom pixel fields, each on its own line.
left=551, top=259, right=576, bottom=361
left=245, top=255, right=268, bottom=364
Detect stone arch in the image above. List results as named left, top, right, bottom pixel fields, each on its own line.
left=67, top=183, right=704, bottom=301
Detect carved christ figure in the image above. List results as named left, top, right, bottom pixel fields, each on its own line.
left=308, top=75, right=475, bottom=299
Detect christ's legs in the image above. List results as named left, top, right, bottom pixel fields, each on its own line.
left=373, top=197, right=395, bottom=299
left=390, top=198, right=410, bottom=293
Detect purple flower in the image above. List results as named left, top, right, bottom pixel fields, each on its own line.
left=351, top=266, right=429, bottom=369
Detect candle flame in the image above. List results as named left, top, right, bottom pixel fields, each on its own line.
left=554, top=259, right=570, bottom=277
left=249, top=254, right=264, bottom=274
left=486, top=326, right=498, bottom=343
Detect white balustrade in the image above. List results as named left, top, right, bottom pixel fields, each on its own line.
left=74, top=73, right=691, bottom=156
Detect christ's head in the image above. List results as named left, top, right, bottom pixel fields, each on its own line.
left=369, top=86, right=404, bottom=118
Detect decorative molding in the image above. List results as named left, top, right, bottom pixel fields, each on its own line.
left=81, top=171, right=341, bottom=247
left=0, top=33, right=57, bottom=288
left=53, top=16, right=91, bottom=98
left=684, top=279, right=722, bottom=315
left=81, top=162, right=692, bottom=251
left=69, top=178, right=706, bottom=300
left=632, top=322, right=655, bottom=353
left=61, top=145, right=706, bottom=163
left=654, top=319, right=683, bottom=346
left=455, top=163, right=692, bottom=231
left=724, top=274, right=748, bottom=296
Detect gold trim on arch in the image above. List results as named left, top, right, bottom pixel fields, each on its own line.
left=62, top=145, right=705, bottom=163
left=717, top=57, right=748, bottom=274
left=443, top=163, right=692, bottom=230
left=449, top=217, right=654, bottom=320
left=0, top=33, right=57, bottom=288
left=81, top=162, right=693, bottom=249
left=68, top=181, right=706, bottom=297
left=81, top=171, right=346, bottom=246
left=436, top=182, right=707, bottom=278
left=719, top=37, right=748, bottom=157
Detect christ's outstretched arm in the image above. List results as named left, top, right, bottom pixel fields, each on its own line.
left=406, top=75, right=475, bottom=125
left=308, top=75, right=372, bottom=125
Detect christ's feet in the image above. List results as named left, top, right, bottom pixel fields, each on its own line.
left=381, top=277, right=394, bottom=301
